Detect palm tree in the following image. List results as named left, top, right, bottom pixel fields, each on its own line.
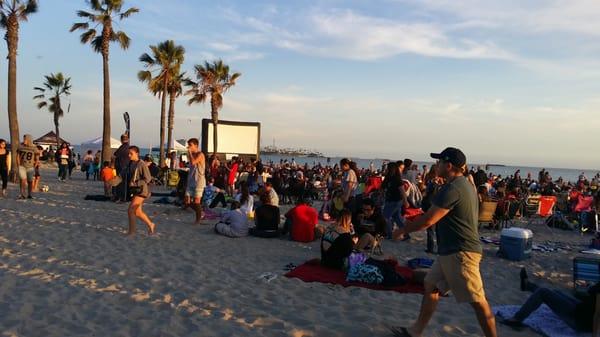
left=185, top=60, right=241, bottom=156
left=70, top=0, right=138, bottom=163
left=137, top=40, right=185, bottom=167
left=0, top=0, right=38, bottom=180
left=33, top=73, right=72, bottom=149
left=166, top=71, right=186, bottom=154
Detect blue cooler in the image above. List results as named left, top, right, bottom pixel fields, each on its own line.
left=499, top=228, right=533, bottom=261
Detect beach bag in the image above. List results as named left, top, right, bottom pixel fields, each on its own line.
left=346, top=263, right=383, bottom=285
left=348, top=252, right=368, bottom=269
left=366, top=258, right=406, bottom=287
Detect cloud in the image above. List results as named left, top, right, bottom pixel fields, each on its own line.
left=224, top=8, right=513, bottom=61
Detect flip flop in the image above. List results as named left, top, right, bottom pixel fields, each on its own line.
left=389, top=326, right=412, bottom=337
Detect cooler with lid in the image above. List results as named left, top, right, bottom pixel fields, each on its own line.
left=499, top=227, right=533, bottom=261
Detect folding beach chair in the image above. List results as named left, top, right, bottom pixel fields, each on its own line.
left=478, top=201, right=497, bottom=229
left=526, top=196, right=557, bottom=231
left=524, top=194, right=541, bottom=217
left=573, top=195, right=597, bottom=233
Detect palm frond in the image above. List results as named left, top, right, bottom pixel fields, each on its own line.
left=79, top=29, right=97, bottom=44
left=91, top=36, right=103, bottom=53
left=69, top=22, right=89, bottom=32
left=36, top=101, right=47, bottom=109
left=112, top=30, right=131, bottom=50
left=119, top=7, right=139, bottom=19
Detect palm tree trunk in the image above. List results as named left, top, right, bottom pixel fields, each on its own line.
left=158, top=78, right=168, bottom=168
left=55, top=115, right=60, bottom=150
left=101, top=51, right=111, bottom=163
left=6, top=17, right=19, bottom=182
left=167, top=92, right=175, bottom=154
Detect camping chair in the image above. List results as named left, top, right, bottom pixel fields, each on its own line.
left=478, top=201, right=498, bottom=229
left=574, top=195, right=597, bottom=233
left=524, top=194, right=541, bottom=217
left=496, top=199, right=520, bottom=229
left=526, top=196, right=557, bottom=231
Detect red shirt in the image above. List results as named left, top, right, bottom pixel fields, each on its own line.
left=287, top=204, right=318, bottom=242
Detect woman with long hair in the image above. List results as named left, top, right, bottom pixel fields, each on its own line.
left=56, top=142, right=70, bottom=181
left=382, top=162, right=409, bottom=239
left=0, top=139, right=10, bottom=197
left=235, top=182, right=254, bottom=216
left=126, top=146, right=156, bottom=236
left=321, top=209, right=356, bottom=269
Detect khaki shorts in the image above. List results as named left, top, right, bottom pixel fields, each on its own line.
left=18, top=166, right=35, bottom=182
left=424, top=251, right=486, bottom=303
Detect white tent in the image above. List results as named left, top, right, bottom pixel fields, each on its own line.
left=172, top=140, right=187, bottom=152
left=80, top=136, right=121, bottom=152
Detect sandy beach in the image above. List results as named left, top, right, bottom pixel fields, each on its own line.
left=0, top=168, right=589, bottom=337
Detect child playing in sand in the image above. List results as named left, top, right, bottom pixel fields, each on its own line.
left=100, top=161, right=115, bottom=197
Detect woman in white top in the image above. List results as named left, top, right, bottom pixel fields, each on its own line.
left=235, top=182, right=254, bottom=216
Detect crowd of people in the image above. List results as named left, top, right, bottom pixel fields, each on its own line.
left=3, top=134, right=600, bottom=337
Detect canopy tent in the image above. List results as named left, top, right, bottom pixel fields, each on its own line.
left=172, top=140, right=187, bottom=152
left=33, top=131, right=69, bottom=148
left=151, top=140, right=187, bottom=154
left=80, top=136, right=121, bottom=152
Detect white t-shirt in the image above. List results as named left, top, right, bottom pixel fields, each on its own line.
left=235, top=193, right=254, bottom=215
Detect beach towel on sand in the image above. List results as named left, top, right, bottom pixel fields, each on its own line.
left=495, top=305, right=591, bottom=337
left=285, top=259, right=424, bottom=294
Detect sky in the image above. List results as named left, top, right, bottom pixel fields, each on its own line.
left=0, top=0, right=599, bottom=169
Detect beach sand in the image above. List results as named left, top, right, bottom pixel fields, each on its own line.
left=0, top=169, right=589, bottom=336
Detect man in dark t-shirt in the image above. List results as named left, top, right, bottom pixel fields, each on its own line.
left=391, top=147, right=496, bottom=337
left=113, top=134, right=130, bottom=201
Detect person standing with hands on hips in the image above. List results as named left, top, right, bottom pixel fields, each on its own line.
left=391, top=147, right=496, bottom=337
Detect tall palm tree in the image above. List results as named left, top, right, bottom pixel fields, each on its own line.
left=166, top=71, right=186, bottom=154
left=137, top=40, right=185, bottom=167
left=185, top=60, right=241, bottom=156
left=33, top=73, right=72, bottom=149
left=70, top=0, right=138, bottom=163
left=0, top=0, right=38, bottom=180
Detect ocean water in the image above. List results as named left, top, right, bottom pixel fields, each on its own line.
left=70, top=145, right=597, bottom=184
left=260, top=154, right=598, bottom=184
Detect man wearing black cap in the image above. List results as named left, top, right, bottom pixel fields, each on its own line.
left=392, top=147, right=496, bottom=337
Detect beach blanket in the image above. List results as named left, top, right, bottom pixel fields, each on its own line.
left=495, top=305, right=591, bottom=337
left=285, top=259, right=424, bottom=294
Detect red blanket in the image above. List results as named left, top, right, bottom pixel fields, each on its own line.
left=285, top=259, right=424, bottom=294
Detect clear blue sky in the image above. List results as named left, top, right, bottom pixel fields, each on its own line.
left=0, top=0, right=599, bottom=169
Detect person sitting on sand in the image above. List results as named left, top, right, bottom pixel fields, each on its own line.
left=499, top=268, right=600, bottom=335
left=214, top=201, right=249, bottom=238
left=283, top=198, right=319, bottom=242
left=126, top=146, right=156, bottom=236
left=250, top=193, right=281, bottom=238
left=264, top=181, right=279, bottom=207
left=321, top=209, right=356, bottom=269
left=353, top=198, right=386, bottom=237
left=203, top=177, right=227, bottom=209
left=235, top=182, right=254, bottom=216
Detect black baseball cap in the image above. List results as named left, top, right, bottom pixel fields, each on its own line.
left=430, top=147, right=466, bottom=167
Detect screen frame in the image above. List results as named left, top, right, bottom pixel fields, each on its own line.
left=201, top=119, right=261, bottom=160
